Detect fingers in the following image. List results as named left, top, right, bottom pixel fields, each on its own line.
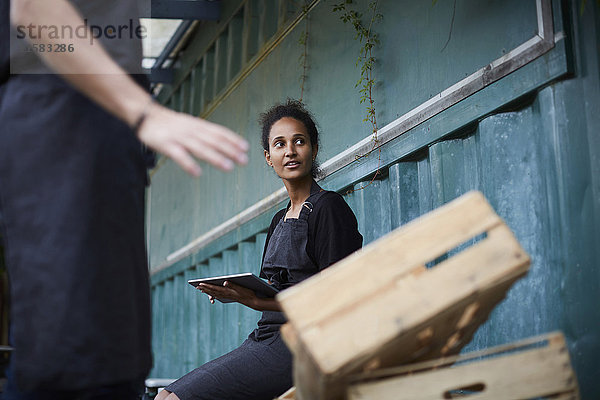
left=179, top=117, right=247, bottom=172
left=223, top=280, right=236, bottom=288
left=195, top=118, right=249, bottom=164
left=180, top=133, right=235, bottom=172
left=137, top=105, right=249, bottom=177
left=163, top=143, right=203, bottom=177
left=197, top=283, right=235, bottom=299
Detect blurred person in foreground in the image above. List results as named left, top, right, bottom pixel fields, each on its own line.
left=0, top=0, right=249, bottom=398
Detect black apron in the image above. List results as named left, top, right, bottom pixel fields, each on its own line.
left=0, top=74, right=152, bottom=392
left=164, top=183, right=326, bottom=400
left=253, top=182, right=326, bottom=342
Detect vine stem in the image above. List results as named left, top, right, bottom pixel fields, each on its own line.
left=299, top=2, right=310, bottom=101
left=355, top=0, right=380, bottom=157
left=346, top=0, right=382, bottom=195
left=440, top=0, right=457, bottom=52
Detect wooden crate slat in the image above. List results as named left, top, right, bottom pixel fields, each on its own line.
left=347, top=332, right=579, bottom=400
left=277, top=387, right=297, bottom=399
left=346, top=331, right=567, bottom=381
left=336, top=276, right=518, bottom=385
left=278, top=191, right=502, bottom=332
left=280, top=323, right=298, bottom=354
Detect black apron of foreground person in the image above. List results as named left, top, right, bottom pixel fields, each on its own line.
left=0, top=73, right=152, bottom=394
left=0, top=0, right=152, bottom=395
left=164, top=184, right=331, bottom=400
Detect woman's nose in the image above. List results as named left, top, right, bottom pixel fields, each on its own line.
left=285, top=143, right=297, bottom=156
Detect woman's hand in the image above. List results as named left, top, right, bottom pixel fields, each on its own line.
left=197, top=281, right=282, bottom=312
left=197, top=281, right=256, bottom=307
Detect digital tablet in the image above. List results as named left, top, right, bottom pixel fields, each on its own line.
left=188, top=273, right=279, bottom=303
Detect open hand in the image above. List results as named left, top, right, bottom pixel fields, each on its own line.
left=137, top=103, right=249, bottom=176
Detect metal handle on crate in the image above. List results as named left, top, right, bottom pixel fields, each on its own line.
left=442, top=382, right=486, bottom=399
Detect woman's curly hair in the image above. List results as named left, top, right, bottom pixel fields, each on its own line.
left=259, top=99, right=322, bottom=178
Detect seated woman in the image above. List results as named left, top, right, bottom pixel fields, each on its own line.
left=156, top=100, right=363, bottom=400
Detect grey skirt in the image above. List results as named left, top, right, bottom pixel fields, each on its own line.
left=164, top=332, right=293, bottom=400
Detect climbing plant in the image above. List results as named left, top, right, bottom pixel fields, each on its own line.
left=333, top=0, right=383, bottom=192
left=333, top=0, right=382, bottom=147
left=298, top=1, right=311, bottom=102
left=433, top=0, right=457, bottom=52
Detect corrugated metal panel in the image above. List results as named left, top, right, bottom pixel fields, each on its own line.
left=147, top=0, right=545, bottom=268
left=150, top=240, right=267, bottom=375
left=237, top=239, right=263, bottom=342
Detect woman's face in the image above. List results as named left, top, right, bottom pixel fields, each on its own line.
left=265, top=117, right=317, bottom=182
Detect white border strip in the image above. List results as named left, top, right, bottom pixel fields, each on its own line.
left=153, top=0, right=555, bottom=274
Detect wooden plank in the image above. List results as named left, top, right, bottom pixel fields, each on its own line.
left=347, top=332, right=579, bottom=400
left=300, top=226, right=529, bottom=373
left=277, top=386, right=297, bottom=399
left=278, top=191, right=502, bottom=333
left=280, top=323, right=298, bottom=354
left=349, top=332, right=565, bottom=379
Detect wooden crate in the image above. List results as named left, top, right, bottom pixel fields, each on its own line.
left=346, top=331, right=579, bottom=400
left=277, top=191, right=531, bottom=400
left=276, top=386, right=297, bottom=399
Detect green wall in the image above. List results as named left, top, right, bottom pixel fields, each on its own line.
left=147, top=0, right=600, bottom=396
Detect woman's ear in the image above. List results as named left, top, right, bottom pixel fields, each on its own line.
left=264, top=149, right=272, bottom=167
left=312, top=144, right=318, bottom=161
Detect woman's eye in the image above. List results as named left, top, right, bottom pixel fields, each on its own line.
left=295, top=138, right=305, bottom=145
left=274, top=142, right=284, bottom=148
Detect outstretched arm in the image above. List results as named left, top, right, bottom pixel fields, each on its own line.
left=10, top=0, right=248, bottom=176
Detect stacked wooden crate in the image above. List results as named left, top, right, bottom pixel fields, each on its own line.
left=346, top=331, right=579, bottom=399
left=275, top=191, right=579, bottom=399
